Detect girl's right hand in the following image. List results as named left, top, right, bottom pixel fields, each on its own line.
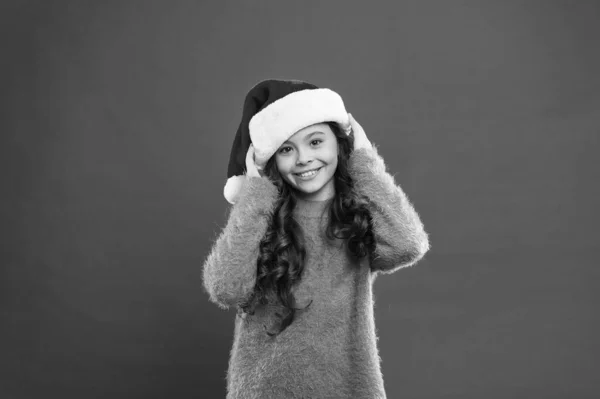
left=348, top=113, right=373, bottom=151
left=245, top=144, right=263, bottom=178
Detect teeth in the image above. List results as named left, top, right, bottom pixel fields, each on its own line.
left=298, top=169, right=319, bottom=177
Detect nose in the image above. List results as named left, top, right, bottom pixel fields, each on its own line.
left=295, top=148, right=313, bottom=166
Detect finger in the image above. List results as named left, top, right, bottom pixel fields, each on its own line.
left=245, top=144, right=254, bottom=165
left=245, top=145, right=259, bottom=176
left=346, top=113, right=357, bottom=134
left=349, top=115, right=363, bottom=134
left=348, top=113, right=355, bottom=128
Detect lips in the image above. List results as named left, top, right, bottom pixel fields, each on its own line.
left=294, top=167, right=321, bottom=176
left=294, top=167, right=322, bottom=179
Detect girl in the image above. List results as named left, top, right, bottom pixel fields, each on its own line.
left=203, top=79, right=430, bottom=399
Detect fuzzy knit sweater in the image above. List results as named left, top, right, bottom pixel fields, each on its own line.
left=203, top=146, right=430, bottom=399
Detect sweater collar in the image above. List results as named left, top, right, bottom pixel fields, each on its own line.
left=293, top=196, right=332, bottom=218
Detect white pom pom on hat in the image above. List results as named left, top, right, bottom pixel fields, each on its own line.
left=223, top=175, right=246, bottom=205
left=224, top=79, right=350, bottom=204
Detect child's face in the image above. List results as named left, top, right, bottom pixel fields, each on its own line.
left=274, top=123, right=338, bottom=201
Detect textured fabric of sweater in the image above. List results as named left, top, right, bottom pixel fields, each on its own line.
left=203, top=147, right=430, bottom=399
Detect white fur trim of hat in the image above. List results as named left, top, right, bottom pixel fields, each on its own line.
left=249, top=88, right=350, bottom=169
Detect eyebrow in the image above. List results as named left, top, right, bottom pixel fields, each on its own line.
left=283, top=131, right=325, bottom=145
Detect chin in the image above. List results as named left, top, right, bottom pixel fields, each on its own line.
left=296, top=187, right=320, bottom=196
left=294, top=179, right=335, bottom=200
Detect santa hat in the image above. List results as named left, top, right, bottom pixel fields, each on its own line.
left=224, top=79, right=351, bottom=204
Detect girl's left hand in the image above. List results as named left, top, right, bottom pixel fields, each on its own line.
left=348, top=113, right=373, bottom=151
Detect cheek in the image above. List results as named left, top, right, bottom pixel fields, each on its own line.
left=329, top=156, right=339, bottom=174
left=277, top=163, right=295, bottom=185
left=275, top=156, right=292, bottom=176
left=326, top=143, right=340, bottom=164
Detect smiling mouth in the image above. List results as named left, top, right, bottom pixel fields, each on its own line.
left=294, top=167, right=322, bottom=178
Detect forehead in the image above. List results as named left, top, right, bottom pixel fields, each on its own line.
left=285, top=123, right=334, bottom=143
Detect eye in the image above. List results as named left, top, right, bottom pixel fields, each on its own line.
left=310, top=139, right=323, bottom=146
left=279, top=146, right=293, bottom=154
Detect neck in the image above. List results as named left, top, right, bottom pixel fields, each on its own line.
left=293, top=195, right=333, bottom=217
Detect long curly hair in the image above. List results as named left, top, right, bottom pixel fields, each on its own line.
left=238, top=122, right=375, bottom=337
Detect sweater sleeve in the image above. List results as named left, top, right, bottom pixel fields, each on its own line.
left=202, top=176, right=279, bottom=309
left=348, top=146, right=430, bottom=274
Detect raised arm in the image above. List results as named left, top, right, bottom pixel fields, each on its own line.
left=202, top=176, right=279, bottom=309
left=348, top=146, right=430, bottom=274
